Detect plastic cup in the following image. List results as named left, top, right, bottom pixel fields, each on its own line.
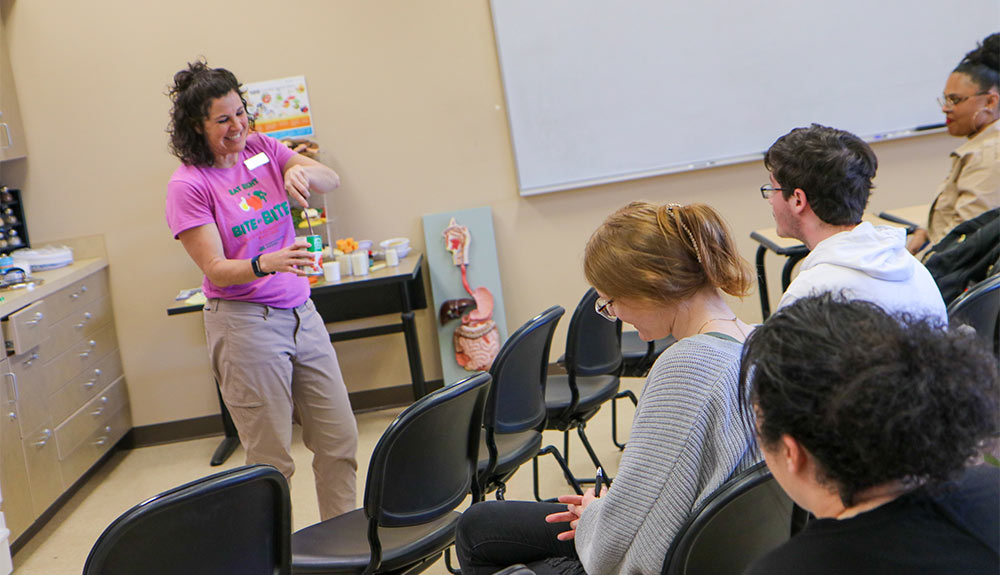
left=385, top=248, right=400, bottom=266
left=322, top=261, right=341, bottom=283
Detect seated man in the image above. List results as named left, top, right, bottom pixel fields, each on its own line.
left=740, top=294, right=999, bottom=575
left=762, top=124, right=947, bottom=323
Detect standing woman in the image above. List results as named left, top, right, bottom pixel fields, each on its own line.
left=455, top=202, right=759, bottom=575
left=907, top=33, right=999, bottom=254
left=165, top=60, right=358, bottom=521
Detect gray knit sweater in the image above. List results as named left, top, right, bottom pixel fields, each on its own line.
left=573, top=333, right=760, bottom=575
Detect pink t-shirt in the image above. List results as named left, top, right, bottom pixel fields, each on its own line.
left=165, top=133, right=308, bottom=308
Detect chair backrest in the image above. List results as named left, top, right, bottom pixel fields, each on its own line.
left=363, top=371, right=491, bottom=527
left=565, top=288, right=623, bottom=377
left=948, top=273, right=1000, bottom=356
left=662, top=461, right=794, bottom=575
left=487, top=306, right=565, bottom=435
left=84, top=464, right=291, bottom=575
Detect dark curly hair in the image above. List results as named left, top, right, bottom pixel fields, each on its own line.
left=763, top=124, right=877, bottom=226
left=954, top=33, right=999, bottom=92
left=739, top=294, right=999, bottom=507
left=167, top=59, right=254, bottom=166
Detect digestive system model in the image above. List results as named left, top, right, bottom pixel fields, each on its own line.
left=439, top=218, right=500, bottom=372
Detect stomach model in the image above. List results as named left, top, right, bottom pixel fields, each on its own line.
left=440, top=217, right=500, bottom=372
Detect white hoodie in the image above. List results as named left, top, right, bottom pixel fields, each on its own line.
left=778, top=222, right=948, bottom=324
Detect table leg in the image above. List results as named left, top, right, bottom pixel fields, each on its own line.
left=755, top=245, right=771, bottom=319
left=399, top=283, right=427, bottom=400
left=211, top=380, right=240, bottom=466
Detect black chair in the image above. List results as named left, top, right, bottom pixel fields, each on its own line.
left=84, top=464, right=291, bottom=575
left=542, top=289, right=623, bottom=484
left=947, top=273, right=1000, bottom=358
left=660, top=461, right=795, bottom=575
left=476, top=305, right=582, bottom=502
left=620, top=331, right=675, bottom=378
left=292, top=372, right=491, bottom=575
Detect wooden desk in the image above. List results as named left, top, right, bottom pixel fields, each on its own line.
left=750, top=215, right=910, bottom=319
left=167, top=253, right=428, bottom=465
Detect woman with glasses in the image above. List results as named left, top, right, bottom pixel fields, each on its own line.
left=907, top=32, right=999, bottom=254
left=455, top=202, right=759, bottom=575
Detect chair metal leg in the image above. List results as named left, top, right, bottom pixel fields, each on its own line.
left=495, top=481, right=507, bottom=501
left=575, top=422, right=605, bottom=472
left=533, top=445, right=583, bottom=502
left=611, top=389, right=638, bottom=450
left=444, top=547, right=462, bottom=575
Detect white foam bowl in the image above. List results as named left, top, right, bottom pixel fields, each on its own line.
left=380, top=237, right=410, bottom=256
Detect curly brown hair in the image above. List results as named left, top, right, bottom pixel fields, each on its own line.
left=739, top=294, right=999, bottom=507
left=166, top=59, right=254, bottom=166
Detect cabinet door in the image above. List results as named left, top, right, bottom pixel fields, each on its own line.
left=21, top=423, right=62, bottom=518
left=0, top=23, right=27, bottom=161
left=0, top=364, right=33, bottom=541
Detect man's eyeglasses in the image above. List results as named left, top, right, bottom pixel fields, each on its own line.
left=594, top=296, right=616, bottom=322
left=760, top=184, right=787, bottom=199
left=938, top=92, right=989, bottom=109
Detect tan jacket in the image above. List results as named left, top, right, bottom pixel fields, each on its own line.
left=927, top=120, right=1000, bottom=245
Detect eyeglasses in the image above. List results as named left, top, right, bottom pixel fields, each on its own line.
left=760, top=184, right=787, bottom=199
left=937, top=92, right=989, bottom=109
left=594, top=296, right=616, bottom=322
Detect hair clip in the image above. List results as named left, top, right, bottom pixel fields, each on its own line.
left=666, top=204, right=702, bottom=264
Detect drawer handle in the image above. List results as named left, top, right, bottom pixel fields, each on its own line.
left=25, top=312, right=44, bottom=326
left=79, top=342, right=96, bottom=358
left=33, top=429, right=52, bottom=447
left=90, top=407, right=105, bottom=417
left=93, top=436, right=108, bottom=447
left=5, top=372, right=17, bottom=403
left=75, top=312, right=94, bottom=329
left=25, top=352, right=39, bottom=366
left=83, top=380, right=95, bottom=390
left=104, top=425, right=112, bottom=433
left=7, top=411, right=16, bottom=421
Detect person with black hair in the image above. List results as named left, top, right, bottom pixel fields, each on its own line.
left=908, top=33, right=1000, bottom=254
left=762, top=124, right=947, bottom=322
left=164, top=59, right=358, bottom=521
left=740, top=294, right=999, bottom=575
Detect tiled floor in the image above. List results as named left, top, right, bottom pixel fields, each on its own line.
left=11, top=377, right=642, bottom=574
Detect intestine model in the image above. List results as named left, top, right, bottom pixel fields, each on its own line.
left=439, top=217, right=500, bottom=372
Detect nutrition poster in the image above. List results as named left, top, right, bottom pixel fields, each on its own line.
left=244, top=75, right=314, bottom=139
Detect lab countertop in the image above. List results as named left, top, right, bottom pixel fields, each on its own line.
left=0, top=257, right=108, bottom=318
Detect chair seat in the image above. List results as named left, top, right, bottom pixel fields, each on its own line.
left=292, top=508, right=460, bottom=574
left=478, top=429, right=544, bottom=480
left=545, top=374, right=619, bottom=422
left=621, top=331, right=673, bottom=361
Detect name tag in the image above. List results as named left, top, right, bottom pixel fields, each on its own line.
left=244, top=152, right=270, bottom=171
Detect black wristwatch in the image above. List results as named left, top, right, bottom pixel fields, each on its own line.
left=251, top=254, right=274, bottom=277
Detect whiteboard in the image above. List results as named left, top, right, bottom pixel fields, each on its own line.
left=489, top=1, right=999, bottom=195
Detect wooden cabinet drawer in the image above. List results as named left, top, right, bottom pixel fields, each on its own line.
left=49, top=350, right=123, bottom=425
left=54, top=376, right=128, bottom=460
left=9, top=349, right=52, bottom=438
left=59, top=406, right=130, bottom=489
left=0, top=360, right=31, bottom=541
left=47, top=324, right=117, bottom=390
left=45, top=296, right=112, bottom=358
left=43, top=270, right=108, bottom=324
left=3, top=300, right=48, bottom=355
left=22, top=421, right=63, bottom=517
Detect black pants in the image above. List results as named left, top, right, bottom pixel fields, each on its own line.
left=455, top=500, right=587, bottom=575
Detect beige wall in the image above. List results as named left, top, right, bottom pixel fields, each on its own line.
left=0, top=1, right=955, bottom=426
